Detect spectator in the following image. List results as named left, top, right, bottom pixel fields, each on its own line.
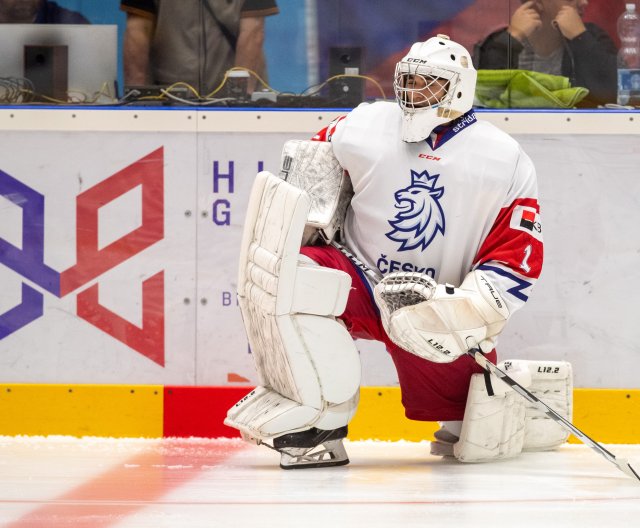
left=120, top=0, right=279, bottom=96
left=0, top=0, right=89, bottom=24
left=473, top=0, right=617, bottom=107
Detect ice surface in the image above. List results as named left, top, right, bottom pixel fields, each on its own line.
left=0, top=436, right=638, bottom=527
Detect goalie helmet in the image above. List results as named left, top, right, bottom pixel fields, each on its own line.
left=394, top=35, right=477, bottom=142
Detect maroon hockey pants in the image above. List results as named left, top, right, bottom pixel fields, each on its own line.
left=300, top=245, right=496, bottom=422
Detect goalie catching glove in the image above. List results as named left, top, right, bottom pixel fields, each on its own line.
left=373, top=270, right=510, bottom=363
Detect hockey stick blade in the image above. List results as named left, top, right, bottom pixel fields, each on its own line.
left=468, top=347, right=640, bottom=483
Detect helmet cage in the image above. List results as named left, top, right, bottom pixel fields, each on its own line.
left=394, top=61, right=461, bottom=120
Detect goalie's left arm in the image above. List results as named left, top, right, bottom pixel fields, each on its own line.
left=473, top=145, right=543, bottom=316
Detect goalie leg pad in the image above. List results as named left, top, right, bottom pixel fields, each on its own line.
left=501, top=360, right=573, bottom=451
left=225, top=387, right=320, bottom=441
left=225, top=172, right=361, bottom=450
left=449, top=362, right=532, bottom=463
left=433, top=359, right=572, bottom=462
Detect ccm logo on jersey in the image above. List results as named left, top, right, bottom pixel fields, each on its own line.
left=418, top=153, right=441, bottom=161
left=510, top=205, right=542, bottom=242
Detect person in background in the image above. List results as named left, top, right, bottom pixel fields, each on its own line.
left=120, top=0, right=279, bottom=96
left=0, top=0, right=89, bottom=23
left=473, top=0, right=617, bottom=106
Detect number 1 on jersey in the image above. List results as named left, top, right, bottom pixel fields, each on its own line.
left=520, top=244, right=532, bottom=273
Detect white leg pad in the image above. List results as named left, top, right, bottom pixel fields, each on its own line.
left=454, top=366, right=529, bottom=462
left=502, top=360, right=573, bottom=451
left=226, top=387, right=320, bottom=442
left=451, top=359, right=572, bottom=462
left=225, top=171, right=361, bottom=442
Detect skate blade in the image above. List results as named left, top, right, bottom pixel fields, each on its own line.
left=279, top=440, right=349, bottom=469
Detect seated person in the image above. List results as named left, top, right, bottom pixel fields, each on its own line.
left=473, top=0, right=617, bottom=107
left=0, top=0, right=89, bottom=23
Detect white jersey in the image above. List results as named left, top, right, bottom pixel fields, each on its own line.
left=313, top=101, right=543, bottom=315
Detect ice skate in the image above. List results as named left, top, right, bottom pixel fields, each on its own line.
left=273, top=426, right=349, bottom=469
left=430, top=425, right=459, bottom=457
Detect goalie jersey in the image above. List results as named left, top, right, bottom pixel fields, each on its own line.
left=313, top=101, right=543, bottom=315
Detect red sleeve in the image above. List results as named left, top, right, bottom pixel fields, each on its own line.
left=471, top=143, right=543, bottom=313
left=311, top=115, right=347, bottom=141
left=474, top=197, right=543, bottom=280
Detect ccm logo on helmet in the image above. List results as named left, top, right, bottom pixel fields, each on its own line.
left=406, top=58, right=428, bottom=64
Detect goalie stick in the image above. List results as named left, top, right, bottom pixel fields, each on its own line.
left=331, top=241, right=382, bottom=283
left=331, top=240, right=640, bottom=482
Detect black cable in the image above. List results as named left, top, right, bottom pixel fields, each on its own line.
left=199, top=0, right=206, bottom=97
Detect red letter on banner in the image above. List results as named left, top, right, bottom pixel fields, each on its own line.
left=76, top=271, right=165, bottom=366
left=60, top=148, right=164, bottom=296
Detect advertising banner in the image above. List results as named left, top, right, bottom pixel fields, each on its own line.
left=0, top=114, right=638, bottom=388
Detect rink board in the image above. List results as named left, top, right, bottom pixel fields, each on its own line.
left=0, top=108, right=639, bottom=390
left=0, top=109, right=639, bottom=448
left=0, top=384, right=638, bottom=444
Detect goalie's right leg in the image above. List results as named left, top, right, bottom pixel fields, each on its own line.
left=430, top=359, right=573, bottom=462
left=224, top=171, right=361, bottom=469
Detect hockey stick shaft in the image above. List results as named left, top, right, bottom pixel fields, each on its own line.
left=331, top=240, right=382, bottom=283
left=332, top=242, right=639, bottom=481
left=468, top=347, right=640, bottom=482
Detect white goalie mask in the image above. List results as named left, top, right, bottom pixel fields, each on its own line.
left=394, top=35, right=477, bottom=142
